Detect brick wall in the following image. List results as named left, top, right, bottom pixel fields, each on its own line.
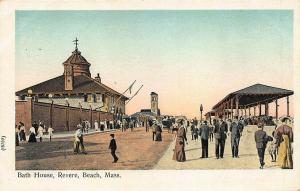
left=15, top=99, right=32, bottom=133
left=16, top=99, right=114, bottom=133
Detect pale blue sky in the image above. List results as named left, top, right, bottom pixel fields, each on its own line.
left=15, top=10, right=293, bottom=117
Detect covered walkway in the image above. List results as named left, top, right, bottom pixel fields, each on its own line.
left=211, top=83, right=293, bottom=119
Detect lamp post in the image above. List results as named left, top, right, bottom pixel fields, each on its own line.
left=79, top=101, right=82, bottom=123
left=89, top=104, right=93, bottom=131
left=27, top=89, right=33, bottom=97
left=65, top=98, right=69, bottom=131
left=48, top=94, right=53, bottom=128
left=97, top=104, right=104, bottom=131
left=200, top=104, right=203, bottom=124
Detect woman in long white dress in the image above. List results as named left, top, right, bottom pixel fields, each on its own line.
left=37, top=125, right=44, bottom=142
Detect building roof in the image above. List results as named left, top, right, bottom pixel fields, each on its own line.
left=130, top=111, right=157, bottom=118
left=63, top=49, right=91, bottom=66
left=16, top=74, right=129, bottom=100
left=212, top=83, right=293, bottom=110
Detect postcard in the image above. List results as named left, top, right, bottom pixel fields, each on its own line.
left=0, top=0, right=299, bottom=191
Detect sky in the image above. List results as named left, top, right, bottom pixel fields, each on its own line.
left=15, top=10, right=293, bottom=118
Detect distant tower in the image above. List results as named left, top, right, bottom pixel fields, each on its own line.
left=150, top=92, right=158, bottom=114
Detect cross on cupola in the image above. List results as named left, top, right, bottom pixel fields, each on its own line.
left=73, top=37, right=79, bottom=51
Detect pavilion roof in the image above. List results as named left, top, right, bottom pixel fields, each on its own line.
left=212, top=83, right=293, bottom=110
left=15, top=74, right=129, bottom=100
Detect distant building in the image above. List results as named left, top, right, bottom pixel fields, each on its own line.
left=131, top=92, right=160, bottom=118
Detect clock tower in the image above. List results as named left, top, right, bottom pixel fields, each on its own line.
left=150, top=92, right=158, bottom=115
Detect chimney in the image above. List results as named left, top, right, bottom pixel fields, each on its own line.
left=95, top=73, right=101, bottom=83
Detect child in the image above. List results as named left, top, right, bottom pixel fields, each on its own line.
left=48, top=126, right=54, bottom=142
left=190, top=124, right=195, bottom=140
left=108, top=134, right=118, bottom=163
left=193, top=127, right=199, bottom=141
left=268, top=131, right=277, bottom=162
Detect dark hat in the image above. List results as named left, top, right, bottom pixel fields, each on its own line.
left=110, top=134, right=115, bottom=137
left=257, top=122, right=264, bottom=128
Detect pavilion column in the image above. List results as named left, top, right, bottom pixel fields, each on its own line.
left=230, top=98, right=233, bottom=119
left=275, top=99, right=278, bottom=119
left=226, top=101, right=229, bottom=119
left=248, top=107, right=251, bottom=117
left=254, top=106, right=256, bottom=117
left=235, top=95, right=239, bottom=117
left=265, top=103, right=269, bottom=116
left=225, top=102, right=228, bottom=119
left=287, top=96, right=290, bottom=117
left=244, top=107, right=247, bottom=117
left=259, top=103, right=262, bottom=116
left=228, top=101, right=230, bottom=119
left=223, top=103, right=225, bottom=119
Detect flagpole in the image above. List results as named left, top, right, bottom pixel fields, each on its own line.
left=115, top=80, right=136, bottom=104
left=126, top=85, right=143, bottom=105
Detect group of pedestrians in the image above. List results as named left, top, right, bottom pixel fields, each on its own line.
left=73, top=122, right=119, bottom=163
left=254, top=119, right=293, bottom=169
left=15, top=121, right=54, bottom=145
left=176, top=117, right=244, bottom=160
left=171, top=115, right=293, bottom=170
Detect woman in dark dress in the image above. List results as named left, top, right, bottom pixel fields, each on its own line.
left=15, top=125, right=19, bottom=146
left=155, top=123, right=162, bottom=141
left=19, top=122, right=26, bottom=141
left=28, top=125, right=37, bottom=143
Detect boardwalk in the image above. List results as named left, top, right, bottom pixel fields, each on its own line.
left=155, top=125, right=279, bottom=169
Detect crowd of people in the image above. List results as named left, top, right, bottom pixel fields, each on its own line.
left=16, top=114, right=294, bottom=169
left=167, top=115, right=294, bottom=169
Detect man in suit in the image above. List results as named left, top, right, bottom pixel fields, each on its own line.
left=214, top=118, right=228, bottom=159
left=200, top=121, right=210, bottom=158
left=230, top=117, right=243, bottom=158
left=254, top=122, right=268, bottom=169
left=109, top=134, right=118, bottom=163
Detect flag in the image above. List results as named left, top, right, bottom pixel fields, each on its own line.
left=128, top=81, right=135, bottom=94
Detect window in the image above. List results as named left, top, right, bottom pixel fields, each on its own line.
left=111, top=97, right=115, bottom=104
left=102, top=94, right=105, bottom=103
left=93, top=94, right=97, bottom=103
left=96, top=94, right=102, bottom=103
left=84, top=95, right=88, bottom=102
left=87, top=94, right=92, bottom=102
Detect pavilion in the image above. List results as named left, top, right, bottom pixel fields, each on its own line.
left=211, top=83, right=293, bottom=119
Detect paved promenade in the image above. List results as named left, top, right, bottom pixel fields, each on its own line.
left=154, top=125, right=279, bottom=169
left=16, top=128, right=173, bottom=170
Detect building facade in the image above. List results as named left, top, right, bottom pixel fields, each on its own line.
left=16, top=40, right=128, bottom=131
